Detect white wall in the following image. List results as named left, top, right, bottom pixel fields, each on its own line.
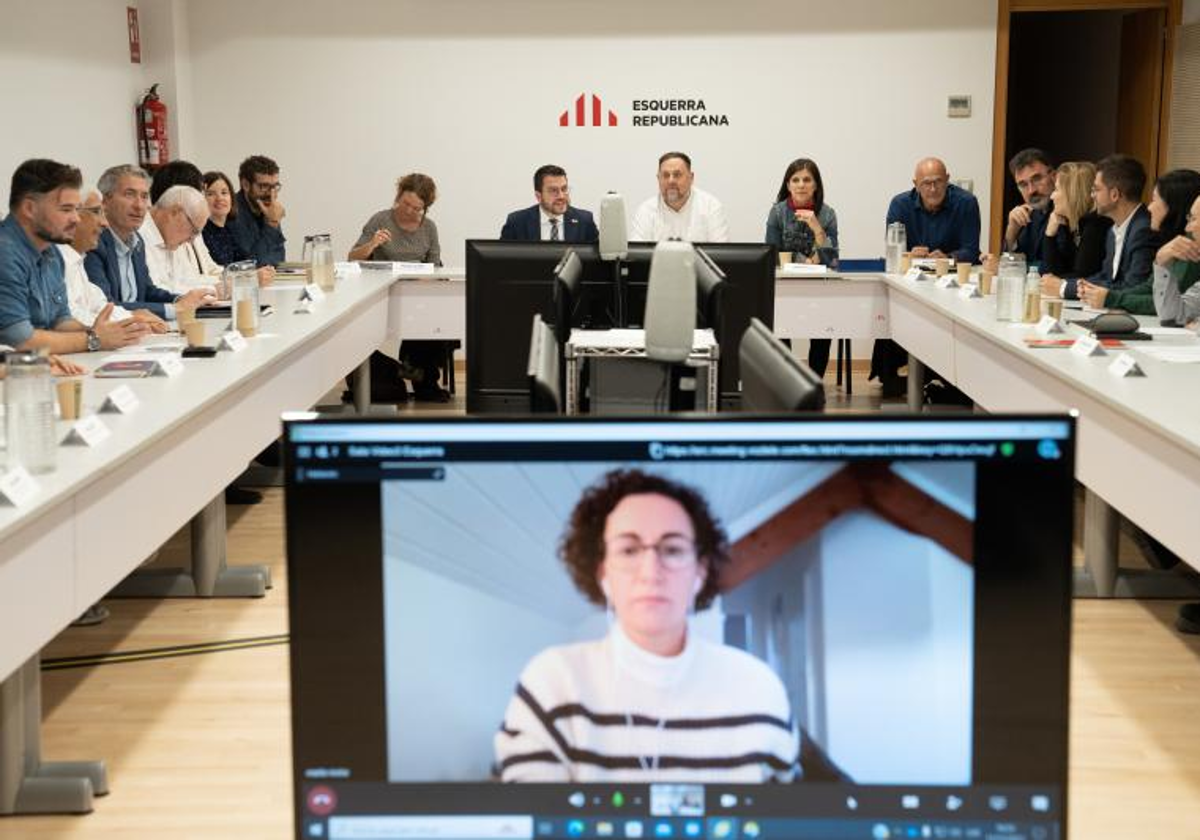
left=181, top=0, right=998, bottom=263
left=0, top=0, right=147, bottom=192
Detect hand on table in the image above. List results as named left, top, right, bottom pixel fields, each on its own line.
left=93, top=303, right=149, bottom=349
left=50, top=355, right=87, bottom=376
left=1077, top=279, right=1109, bottom=309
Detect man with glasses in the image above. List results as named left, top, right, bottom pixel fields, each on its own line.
left=1054, top=154, right=1153, bottom=301
left=141, top=185, right=220, bottom=295
left=873, top=157, right=981, bottom=396
left=85, top=164, right=209, bottom=322
left=1003, top=148, right=1057, bottom=263
left=228, top=154, right=286, bottom=266
left=0, top=159, right=148, bottom=353
left=500, top=164, right=599, bottom=242
left=59, top=186, right=166, bottom=333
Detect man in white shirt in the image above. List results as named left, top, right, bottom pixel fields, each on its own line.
left=57, top=187, right=167, bottom=332
left=629, top=152, right=729, bottom=243
left=141, top=185, right=219, bottom=294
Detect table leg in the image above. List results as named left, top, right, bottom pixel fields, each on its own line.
left=0, top=655, right=106, bottom=815
left=110, top=494, right=269, bottom=598
left=354, top=358, right=371, bottom=415
left=906, top=353, right=925, bottom=412
left=1074, top=489, right=1200, bottom=598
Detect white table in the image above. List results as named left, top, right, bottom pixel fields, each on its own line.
left=0, top=273, right=392, bottom=815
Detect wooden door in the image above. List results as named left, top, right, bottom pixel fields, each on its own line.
left=1116, top=8, right=1167, bottom=196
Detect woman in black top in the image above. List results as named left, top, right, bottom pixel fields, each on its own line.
left=1041, top=161, right=1111, bottom=278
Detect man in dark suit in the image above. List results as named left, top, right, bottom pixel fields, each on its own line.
left=84, top=164, right=207, bottom=320
left=1062, top=154, right=1153, bottom=301
left=500, top=165, right=599, bottom=242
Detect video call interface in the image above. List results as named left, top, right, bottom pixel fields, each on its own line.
left=285, top=418, right=1073, bottom=840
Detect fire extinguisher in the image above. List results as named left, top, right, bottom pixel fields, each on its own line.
left=136, top=84, right=169, bottom=170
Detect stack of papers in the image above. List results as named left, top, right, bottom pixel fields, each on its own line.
left=780, top=263, right=829, bottom=277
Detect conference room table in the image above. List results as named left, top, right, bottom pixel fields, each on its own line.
left=0, top=272, right=396, bottom=815
left=382, top=267, right=1200, bottom=595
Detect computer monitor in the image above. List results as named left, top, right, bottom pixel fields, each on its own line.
left=466, top=241, right=773, bottom=413
left=527, top=315, right=560, bottom=414
left=739, top=318, right=825, bottom=412
left=285, top=414, right=1074, bottom=840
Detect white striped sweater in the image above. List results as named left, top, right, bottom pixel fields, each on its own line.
left=495, top=625, right=800, bottom=783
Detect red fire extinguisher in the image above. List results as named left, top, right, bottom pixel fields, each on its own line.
left=136, top=84, right=169, bottom=170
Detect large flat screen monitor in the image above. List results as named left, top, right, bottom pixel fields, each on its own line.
left=285, top=414, right=1073, bottom=840
left=466, top=241, right=774, bottom=413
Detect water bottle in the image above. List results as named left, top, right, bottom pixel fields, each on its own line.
left=4, top=351, right=56, bottom=474
left=1023, top=266, right=1043, bottom=323
left=996, top=252, right=1027, bottom=322
left=885, top=222, right=907, bottom=274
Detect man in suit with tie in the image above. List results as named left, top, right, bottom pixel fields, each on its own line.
left=1050, top=154, right=1154, bottom=301
left=500, top=165, right=599, bottom=242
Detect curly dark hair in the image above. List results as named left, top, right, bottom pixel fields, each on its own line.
left=395, top=173, right=437, bottom=210
left=559, top=469, right=731, bottom=610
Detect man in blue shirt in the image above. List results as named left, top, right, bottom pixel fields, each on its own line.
left=872, top=158, right=983, bottom=396
left=227, top=154, right=286, bottom=266
left=0, top=159, right=146, bottom=354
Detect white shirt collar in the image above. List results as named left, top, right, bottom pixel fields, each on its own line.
left=56, top=243, right=84, bottom=268
left=1112, top=204, right=1140, bottom=239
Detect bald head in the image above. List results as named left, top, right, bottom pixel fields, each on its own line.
left=913, top=157, right=950, bottom=211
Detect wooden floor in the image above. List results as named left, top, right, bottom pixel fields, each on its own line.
left=4, top=367, right=1200, bottom=839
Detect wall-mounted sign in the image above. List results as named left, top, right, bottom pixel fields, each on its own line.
left=127, top=7, right=141, bottom=64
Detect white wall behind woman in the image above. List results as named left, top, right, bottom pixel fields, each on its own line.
left=182, top=0, right=997, bottom=263
left=0, top=0, right=146, bottom=194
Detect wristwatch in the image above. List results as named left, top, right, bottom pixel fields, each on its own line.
left=86, top=328, right=102, bottom=352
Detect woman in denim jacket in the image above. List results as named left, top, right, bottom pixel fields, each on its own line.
left=765, top=158, right=839, bottom=377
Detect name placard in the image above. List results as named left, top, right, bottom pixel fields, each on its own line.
left=1108, top=353, right=1145, bottom=378
left=903, top=267, right=924, bottom=282
left=957, top=284, right=982, bottom=299
left=935, top=276, right=960, bottom=290
left=302, top=284, right=326, bottom=302
left=0, top=467, right=40, bottom=507
left=219, top=331, right=248, bottom=352
left=1034, top=316, right=1065, bottom=336
left=100, top=385, right=139, bottom=414
left=62, top=415, right=112, bottom=447
left=1071, top=335, right=1107, bottom=358
left=294, top=298, right=316, bottom=315
left=154, top=356, right=184, bottom=377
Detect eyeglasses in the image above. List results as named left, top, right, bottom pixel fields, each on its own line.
left=79, top=205, right=105, bottom=219
left=605, top=536, right=698, bottom=570
left=253, top=181, right=283, bottom=194
left=1016, top=173, right=1048, bottom=190
left=917, top=178, right=947, bottom=190
left=183, top=213, right=203, bottom=237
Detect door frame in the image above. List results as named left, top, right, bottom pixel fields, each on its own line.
left=989, top=0, right=1181, bottom=254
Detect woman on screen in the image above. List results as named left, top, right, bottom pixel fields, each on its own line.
left=494, top=469, right=799, bottom=783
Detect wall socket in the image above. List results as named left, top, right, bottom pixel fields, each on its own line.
left=948, top=95, right=972, bottom=118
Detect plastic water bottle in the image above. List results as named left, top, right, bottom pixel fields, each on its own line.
left=885, top=222, right=907, bottom=274
left=4, top=351, right=56, bottom=474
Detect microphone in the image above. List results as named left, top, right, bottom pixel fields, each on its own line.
left=644, top=241, right=697, bottom=363
left=599, top=192, right=628, bottom=261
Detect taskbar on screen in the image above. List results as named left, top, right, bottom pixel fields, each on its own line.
left=297, top=782, right=1062, bottom=840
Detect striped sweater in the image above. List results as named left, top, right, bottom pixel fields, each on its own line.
left=494, top=625, right=800, bottom=783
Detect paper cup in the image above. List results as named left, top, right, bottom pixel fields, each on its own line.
left=56, top=378, right=82, bottom=421
left=184, top=320, right=206, bottom=347
left=935, top=257, right=949, bottom=277
left=900, top=252, right=912, bottom=273
left=778, top=251, right=793, bottom=267
left=1043, top=298, right=1064, bottom=320
left=956, top=262, right=971, bottom=283
left=979, top=272, right=994, bottom=296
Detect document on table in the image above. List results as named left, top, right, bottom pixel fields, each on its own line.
left=780, top=263, right=829, bottom=276
left=393, top=262, right=437, bottom=277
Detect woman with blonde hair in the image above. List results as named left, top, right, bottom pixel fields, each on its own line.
left=1041, top=161, right=1111, bottom=279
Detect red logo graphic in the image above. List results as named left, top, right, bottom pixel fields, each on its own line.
left=306, top=785, right=338, bottom=816
left=560, top=93, right=618, bottom=127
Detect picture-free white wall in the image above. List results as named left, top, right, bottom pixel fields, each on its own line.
left=181, top=0, right=998, bottom=263
left=0, top=0, right=146, bottom=191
